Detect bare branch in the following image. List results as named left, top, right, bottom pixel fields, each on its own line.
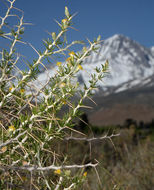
left=0, top=162, right=98, bottom=172
left=0, top=131, right=27, bottom=149
left=65, top=133, right=120, bottom=142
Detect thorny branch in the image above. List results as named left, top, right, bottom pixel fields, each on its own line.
left=0, top=162, right=98, bottom=172
left=65, top=133, right=120, bottom=142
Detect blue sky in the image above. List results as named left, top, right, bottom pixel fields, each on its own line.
left=0, top=0, right=154, bottom=68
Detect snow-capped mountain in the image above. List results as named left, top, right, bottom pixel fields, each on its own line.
left=79, top=34, right=154, bottom=87
left=36, top=34, right=154, bottom=94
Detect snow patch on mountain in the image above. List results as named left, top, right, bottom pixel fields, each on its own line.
left=151, top=46, right=154, bottom=55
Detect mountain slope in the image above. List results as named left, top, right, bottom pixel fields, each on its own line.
left=86, top=81, right=154, bottom=126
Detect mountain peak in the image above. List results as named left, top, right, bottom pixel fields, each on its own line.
left=82, top=34, right=154, bottom=87
left=104, top=34, right=140, bottom=51
left=107, top=34, right=128, bottom=41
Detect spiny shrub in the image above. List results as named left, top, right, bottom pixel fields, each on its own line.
left=0, top=0, right=109, bottom=189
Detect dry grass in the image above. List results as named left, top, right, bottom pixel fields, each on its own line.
left=57, top=127, right=154, bottom=190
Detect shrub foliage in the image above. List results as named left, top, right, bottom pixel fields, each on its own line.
left=0, top=0, right=111, bottom=189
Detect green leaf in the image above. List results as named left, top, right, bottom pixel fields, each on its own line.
left=51, top=32, right=56, bottom=40
left=65, top=6, right=70, bottom=18
left=97, top=35, right=101, bottom=42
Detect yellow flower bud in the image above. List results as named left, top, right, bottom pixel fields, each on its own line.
left=8, top=125, right=15, bottom=132
left=9, top=86, right=13, bottom=92
left=0, top=146, right=7, bottom=153
left=68, top=51, right=75, bottom=57
left=78, top=64, right=83, bottom=70
left=20, top=89, right=25, bottom=93
left=62, top=19, right=67, bottom=23
left=83, top=171, right=87, bottom=177
left=54, top=169, right=61, bottom=175
left=66, top=57, right=71, bottom=61
left=62, top=19, right=68, bottom=29
left=56, top=62, right=62, bottom=66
